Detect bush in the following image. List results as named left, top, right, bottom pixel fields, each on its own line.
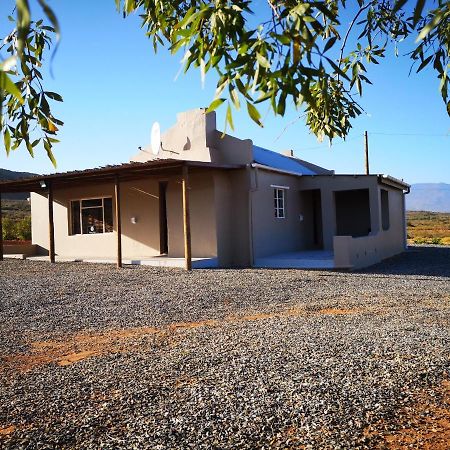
left=2, top=218, right=16, bottom=240
left=16, top=217, right=31, bottom=240
left=1, top=217, right=31, bottom=241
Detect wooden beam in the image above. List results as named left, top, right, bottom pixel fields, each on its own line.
left=115, top=174, right=122, bottom=268
left=182, top=166, right=192, bottom=271
left=0, top=192, right=3, bottom=262
left=48, top=183, right=55, bottom=263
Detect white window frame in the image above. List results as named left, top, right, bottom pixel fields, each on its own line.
left=274, top=188, right=286, bottom=219
left=69, top=196, right=113, bottom=235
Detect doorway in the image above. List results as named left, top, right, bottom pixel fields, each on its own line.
left=159, top=181, right=168, bottom=254
left=311, top=189, right=323, bottom=248
left=301, top=189, right=323, bottom=249
left=335, top=189, right=371, bottom=237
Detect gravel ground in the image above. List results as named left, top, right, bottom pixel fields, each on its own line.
left=0, top=246, right=449, bottom=449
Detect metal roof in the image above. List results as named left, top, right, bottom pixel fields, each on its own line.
left=253, top=146, right=331, bottom=175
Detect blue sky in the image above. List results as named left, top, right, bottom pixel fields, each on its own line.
left=1, top=0, right=449, bottom=183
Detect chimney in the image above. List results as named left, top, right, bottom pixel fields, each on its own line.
left=282, top=149, right=295, bottom=158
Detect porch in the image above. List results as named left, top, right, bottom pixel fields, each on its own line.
left=0, top=160, right=240, bottom=270
left=3, top=253, right=218, bottom=268
left=254, top=250, right=334, bottom=269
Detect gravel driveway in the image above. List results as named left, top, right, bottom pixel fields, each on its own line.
left=0, top=246, right=449, bottom=449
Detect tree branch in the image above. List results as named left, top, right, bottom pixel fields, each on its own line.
left=337, top=2, right=372, bottom=82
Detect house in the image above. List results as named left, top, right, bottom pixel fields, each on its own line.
left=0, top=108, right=409, bottom=270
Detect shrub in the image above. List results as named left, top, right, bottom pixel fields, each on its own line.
left=2, top=218, right=16, bottom=240
left=1, top=217, right=31, bottom=241
left=16, top=217, right=31, bottom=241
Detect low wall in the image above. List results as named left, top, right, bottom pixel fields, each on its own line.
left=3, top=242, right=38, bottom=257
left=333, top=233, right=403, bottom=270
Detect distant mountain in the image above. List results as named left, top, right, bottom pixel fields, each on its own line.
left=0, top=168, right=38, bottom=200
left=406, top=183, right=450, bottom=213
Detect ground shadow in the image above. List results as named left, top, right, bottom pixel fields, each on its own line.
left=355, top=245, right=450, bottom=278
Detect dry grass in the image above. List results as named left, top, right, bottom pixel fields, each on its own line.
left=407, top=211, right=450, bottom=245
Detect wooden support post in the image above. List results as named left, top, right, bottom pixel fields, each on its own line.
left=115, top=174, right=122, bottom=268
left=182, top=166, right=192, bottom=271
left=0, top=192, right=3, bottom=262
left=364, top=131, right=370, bottom=175
left=48, top=183, right=55, bottom=263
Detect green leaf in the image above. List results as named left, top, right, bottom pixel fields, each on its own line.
left=26, top=140, right=34, bottom=157
left=44, top=139, right=57, bottom=168
left=230, top=88, right=240, bottom=110
left=206, top=98, right=225, bottom=113
left=37, top=0, right=60, bottom=37
left=124, top=0, right=137, bottom=14
left=16, top=0, right=31, bottom=55
left=226, top=103, right=234, bottom=130
left=416, top=55, right=432, bottom=73
left=45, top=91, right=63, bottom=101
left=323, top=37, right=337, bottom=53
left=4, top=129, right=11, bottom=156
left=256, top=53, right=270, bottom=69
left=246, top=101, right=263, bottom=127
left=413, top=0, right=426, bottom=27
left=416, top=11, right=443, bottom=42
left=0, top=73, right=24, bottom=104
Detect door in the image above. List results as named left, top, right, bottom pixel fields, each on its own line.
left=159, top=181, right=168, bottom=254
left=300, top=189, right=323, bottom=249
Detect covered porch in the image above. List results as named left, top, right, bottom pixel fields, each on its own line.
left=0, top=160, right=239, bottom=270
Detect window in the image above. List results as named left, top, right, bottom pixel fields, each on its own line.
left=274, top=188, right=286, bottom=219
left=70, top=197, right=113, bottom=235
left=381, top=189, right=390, bottom=231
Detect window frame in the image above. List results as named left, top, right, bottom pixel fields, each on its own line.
left=69, top=196, right=113, bottom=236
left=273, top=187, right=287, bottom=219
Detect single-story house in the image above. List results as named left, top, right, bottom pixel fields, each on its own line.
left=0, top=108, right=410, bottom=270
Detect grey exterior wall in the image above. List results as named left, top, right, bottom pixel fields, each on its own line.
left=248, top=170, right=406, bottom=263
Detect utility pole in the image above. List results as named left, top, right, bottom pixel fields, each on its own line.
left=364, top=131, right=370, bottom=175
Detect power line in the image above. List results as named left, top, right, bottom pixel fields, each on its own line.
left=370, top=132, right=449, bottom=137
left=296, top=136, right=360, bottom=151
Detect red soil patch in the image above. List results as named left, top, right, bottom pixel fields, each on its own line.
left=369, top=379, right=450, bottom=449
left=1, top=306, right=364, bottom=373
left=0, top=426, right=16, bottom=436
left=58, top=351, right=98, bottom=366
left=318, top=308, right=361, bottom=315
left=4, top=240, right=31, bottom=245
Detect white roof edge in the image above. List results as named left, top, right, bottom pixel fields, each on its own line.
left=379, top=174, right=410, bottom=189
left=250, top=163, right=303, bottom=177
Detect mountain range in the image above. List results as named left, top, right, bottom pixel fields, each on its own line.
left=0, top=168, right=38, bottom=200
left=406, top=183, right=450, bottom=213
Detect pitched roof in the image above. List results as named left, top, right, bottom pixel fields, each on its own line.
left=253, top=146, right=332, bottom=175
